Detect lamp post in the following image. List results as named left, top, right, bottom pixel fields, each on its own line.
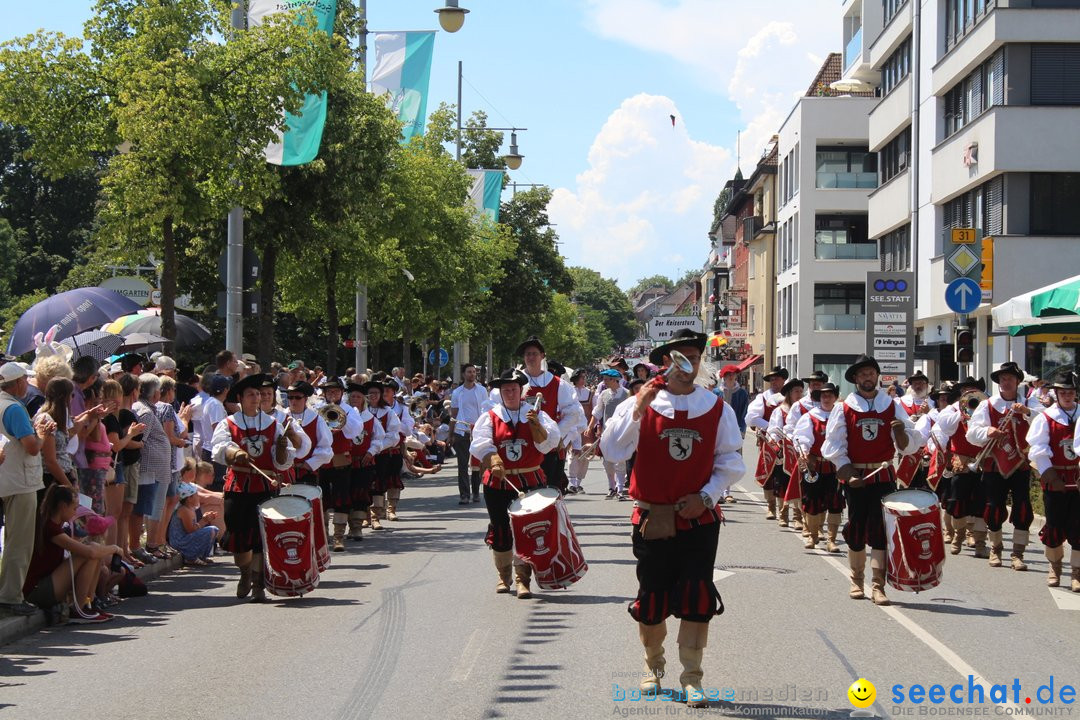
left=354, top=0, right=469, bottom=374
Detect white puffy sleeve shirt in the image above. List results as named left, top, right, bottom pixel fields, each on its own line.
left=469, top=405, right=561, bottom=461
left=821, top=391, right=922, bottom=469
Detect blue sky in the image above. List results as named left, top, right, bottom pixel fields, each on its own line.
left=4, top=0, right=840, bottom=289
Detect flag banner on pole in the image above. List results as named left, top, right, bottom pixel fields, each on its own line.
left=467, top=169, right=503, bottom=222
left=370, top=31, right=436, bottom=143
left=248, top=0, right=338, bottom=166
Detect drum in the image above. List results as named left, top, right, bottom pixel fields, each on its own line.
left=279, top=483, right=330, bottom=572
left=259, top=496, right=319, bottom=597
left=509, top=487, right=588, bottom=590
left=882, top=489, right=946, bottom=593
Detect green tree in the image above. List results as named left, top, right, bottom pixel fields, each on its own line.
left=0, top=0, right=347, bottom=350
left=568, top=266, right=637, bottom=348
left=626, top=274, right=674, bottom=299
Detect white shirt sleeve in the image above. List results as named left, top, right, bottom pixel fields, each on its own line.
left=821, top=405, right=850, bottom=469
left=210, top=417, right=234, bottom=466
left=1026, top=411, right=1053, bottom=474
left=966, top=400, right=992, bottom=447
left=699, top=401, right=746, bottom=505
left=556, top=379, right=585, bottom=438
left=792, top=413, right=815, bottom=456
left=383, top=410, right=402, bottom=449
left=368, top=414, right=386, bottom=455
left=766, top=406, right=787, bottom=443
left=933, top=407, right=960, bottom=454
left=745, top=393, right=769, bottom=431
left=397, top=406, right=415, bottom=438
left=469, top=410, right=494, bottom=461
left=914, top=413, right=933, bottom=446
left=598, top=396, right=640, bottom=463
left=341, top=404, right=364, bottom=441
left=535, top=410, right=562, bottom=455
left=305, top=415, right=334, bottom=471
left=1074, top=416, right=1080, bottom=457
left=784, top=401, right=805, bottom=437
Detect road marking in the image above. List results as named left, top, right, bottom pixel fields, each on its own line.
left=451, top=627, right=491, bottom=682
left=735, top=483, right=1025, bottom=713
left=1048, top=586, right=1080, bottom=611
left=713, top=569, right=735, bottom=582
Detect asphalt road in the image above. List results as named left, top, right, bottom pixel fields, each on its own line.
left=2, top=436, right=1079, bottom=719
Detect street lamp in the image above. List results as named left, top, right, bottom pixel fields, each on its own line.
left=504, top=131, right=524, bottom=170
left=435, top=1, right=469, bottom=33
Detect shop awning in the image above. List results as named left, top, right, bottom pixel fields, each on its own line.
left=735, top=354, right=763, bottom=372
left=992, top=274, right=1080, bottom=335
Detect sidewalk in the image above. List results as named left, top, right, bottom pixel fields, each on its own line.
left=0, top=553, right=182, bottom=647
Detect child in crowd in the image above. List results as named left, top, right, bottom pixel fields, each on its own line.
left=167, top=482, right=219, bottom=566
left=192, top=460, right=225, bottom=534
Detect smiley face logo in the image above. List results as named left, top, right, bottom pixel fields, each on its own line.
left=848, top=678, right=876, bottom=709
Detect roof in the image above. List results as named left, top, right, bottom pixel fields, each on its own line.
left=805, top=52, right=876, bottom=98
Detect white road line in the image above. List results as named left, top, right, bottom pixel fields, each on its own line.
left=1048, top=586, right=1080, bottom=611
left=450, top=627, right=490, bottom=683
left=734, top=482, right=1026, bottom=713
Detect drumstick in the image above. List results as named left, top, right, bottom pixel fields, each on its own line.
left=860, top=462, right=891, bottom=482
left=246, top=463, right=280, bottom=489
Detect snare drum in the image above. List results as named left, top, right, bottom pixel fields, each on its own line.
left=509, top=487, right=587, bottom=590
left=259, top=496, right=319, bottom=597
left=882, top=489, right=946, bottom=593
left=279, top=483, right=330, bottom=572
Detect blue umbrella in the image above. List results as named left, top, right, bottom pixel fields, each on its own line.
left=6, top=288, right=143, bottom=356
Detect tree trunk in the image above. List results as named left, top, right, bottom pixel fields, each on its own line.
left=160, top=217, right=177, bottom=356
left=402, top=322, right=411, bottom=377
left=323, top=254, right=338, bottom=378
left=257, top=240, right=278, bottom=368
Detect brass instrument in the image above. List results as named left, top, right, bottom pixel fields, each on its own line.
left=959, top=389, right=988, bottom=420
left=970, top=405, right=1021, bottom=473
left=319, top=403, right=346, bottom=431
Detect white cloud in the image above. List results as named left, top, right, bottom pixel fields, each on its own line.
left=549, top=94, right=731, bottom=288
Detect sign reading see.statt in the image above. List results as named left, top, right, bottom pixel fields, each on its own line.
left=865, top=272, right=915, bottom=383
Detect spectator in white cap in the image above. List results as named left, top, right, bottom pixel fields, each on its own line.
left=153, top=355, right=177, bottom=377
left=0, top=362, right=51, bottom=616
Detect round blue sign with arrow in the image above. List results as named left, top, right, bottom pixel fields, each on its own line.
left=428, top=347, right=449, bottom=368
left=946, top=277, right=982, bottom=314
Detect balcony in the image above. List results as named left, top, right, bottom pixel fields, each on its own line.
left=816, top=171, right=878, bottom=189
left=815, top=242, right=879, bottom=260
left=742, top=215, right=764, bottom=242
left=868, top=75, right=911, bottom=151
left=815, top=314, right=866, bottom=331
left=845, top=27, right=864, bottom=71
left=868, top=169, right=911, bottom=238
left=869, top=1, right=912, bottom=69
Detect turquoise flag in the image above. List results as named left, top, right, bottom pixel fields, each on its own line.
left=248, top=0, right=338, bottom=166
left=468, top=169, right=503, bottom=222
left=370, top=32, right=436, bottom=143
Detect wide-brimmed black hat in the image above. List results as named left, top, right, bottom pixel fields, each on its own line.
left=608, top=356, right=630, bottom=370
left=346, top=382, right=367, bottom=395
left=515, top=336, right=545, bottom=356
left=801, top=370, right=829, bottom=384
left=811, top=382, right=841, bottom=401
left=990, top=361, right=1025, bottom=383
left=286, top=381, right=315, bottom=397
left=257, top=376, right=277, bottom=390
left=628, top=377, right=646, bottom=391
left=228, top=373, right=271, bottom=403
left=763, top=366, right=789, bottom=382
left=569, top=368, right=587, bottom=382
left=1051, top=372, right=1078, bottom=391
left=956, top=376, right=986, bottom=393
left=381, top=381, right=399, bottom=392
left=930, top=381, right=955, bottom=398
left=906, top=370, right=931, bottom=385
left=321, top=378, right=345, bottom=392
left=360, top=381, right=383, bottom=395
left=491, top=368, right=529, bottom=388
left=547, top=361, right=566, bottom=378
left=844, top=354, right=881, bottom=384
left=781, top=378, right=805, bottom=396
left=648, top=329, right=706, bottom=366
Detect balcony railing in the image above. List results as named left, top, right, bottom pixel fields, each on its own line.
left=815, top=242, right=878, bottom=260
left=844, top=26, right=863, bottom=69
left=741, top=215, right=763, bottom=242
left=816, top=171, right=878, bottom=189
left=815, top=314, right=866, bottom=331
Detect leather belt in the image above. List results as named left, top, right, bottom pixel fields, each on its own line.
left=504, top=466, right=541, bottom=476
left=852, top=462, right=892, bottom=469
left=232, top=466, right=281, bottom=479
left=331, top=453, right=351, bottom=468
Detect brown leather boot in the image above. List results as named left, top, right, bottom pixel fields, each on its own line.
left=234, top=551, right=253, bottom=599
left=386, top=489, right=399, bottom=521
left=793, top=505, right=805, bottom=533
left=942, top=511, right=955, bottom=544
left=971, top=528, right=990, bottom=559
left=848, top=549, right=866, bottom=599
left=778, top=504, right=790, bottom=528
left=347, top=511, right=365, bottom=540
left=826, top=513, right=841, bottom=553
left=1010, top=530, right=1028, bottom=571
left=514, top=563, right=533, bottom=599
left=639, top=622, right=667, bottom=694
left=870, top=549, right=890, bottom=606
left=370, top=497, right=384, bottom=530
left=988, top=530, right=1004, bottom=567
left=1046, top=545, right=1064, bottom=587
left=493, top=550, right=513, bottom=593
left=332, top=523, right=346, bottom=552
left=764, top=488, right=776, bottom=520
left=804, top=513, right=822, bottom=549
left=249, top=554, right=267, bottom=603
left=949, top=516, right=968, bottom=555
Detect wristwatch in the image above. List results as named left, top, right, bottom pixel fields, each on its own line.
left=699, top=491, right=715, bottom=509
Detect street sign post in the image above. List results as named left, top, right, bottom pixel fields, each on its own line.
left=866, top=272, right=915, bottom=383
left=945, top=277, right=982, bottom=314
left=942, top=227, right=984, bottom=284
left=428, top=347, right=449, bottom=368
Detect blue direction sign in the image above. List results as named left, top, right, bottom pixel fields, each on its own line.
left=946, top=277, right=981, bottom=314
left=428, top=347, right=449, bottom=367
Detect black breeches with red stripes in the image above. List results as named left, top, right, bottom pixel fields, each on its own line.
left=628, top=521, right=724, bottom=625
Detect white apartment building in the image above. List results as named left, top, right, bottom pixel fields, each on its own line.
left=864, top=0, right=1080, bottom=382
left=774, top=53, right=880, bottom=391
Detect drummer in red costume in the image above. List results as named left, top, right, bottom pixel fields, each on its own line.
left=258, top=377, right=309, bottom=485
left=210, top=373, right=297, bottom=603
left=746, top=366, right=787, bottom=519
left=931, top=376, right=989, bottom=558
left=284, top=381, right=332, bottom=488
left=515, top=336, right=586, bottom=495
left=469, top=368, right=560, bottom=599
left=600, top=329, right=744, bottom=708
left=822, top=355, right=922, bottom=606
left=896, top=371, right=933, bottom=490
left=1025, top=372, right=1080, bottom=591
left=965, top=361, right=1042, bottom=571
left=792, top=382, right=843, bottom=551
left=344, top=382, right=385, bottom=543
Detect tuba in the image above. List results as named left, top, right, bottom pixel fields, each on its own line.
left=959, top=389, right=987, bottom=419
left=319, top=403, right=346, bottom=431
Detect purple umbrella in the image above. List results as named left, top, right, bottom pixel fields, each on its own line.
left=6, top=288, right=143, bottom=357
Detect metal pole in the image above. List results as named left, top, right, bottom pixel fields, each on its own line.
left=910, top=0, right=921, bottom=294
left=225, top=3, right=246, bottom=356
left=355, top=0, right=369, bottom=372
left=453, top=59, right=464, bottom=383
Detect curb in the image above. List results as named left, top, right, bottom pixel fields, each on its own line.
left=0, top=553, right=182, bottom=648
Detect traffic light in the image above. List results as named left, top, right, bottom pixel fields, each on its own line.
left=954, top=326, right=974, bottom=364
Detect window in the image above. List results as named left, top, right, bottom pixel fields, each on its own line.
left=1031, top=173, right=1080, bottom=235
left=816, top=147, right=878, bottom=189
left=1032, top=45, right=1080, bottom=105
left=883, top=0, right=908, bottom=26
left=943, top=176, right=1003, bottom=235
left=882, top=36, right=912, bottom=96
left=793, top=143, right=800, bottom=195
left=943, top=49, right=1004, bottom=138
left=880, top=225, right=911, bottom=272
left=815, top=284, right=866, bottom=331
left=945, top=0, right=995, bottom=52
left=815, top=215, right=877, bottom=259
left=879, top=129, right=911, bottom=185
left=814, top=354, right=861, bottom=395
left=749, top=305, right=756, bottom=334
